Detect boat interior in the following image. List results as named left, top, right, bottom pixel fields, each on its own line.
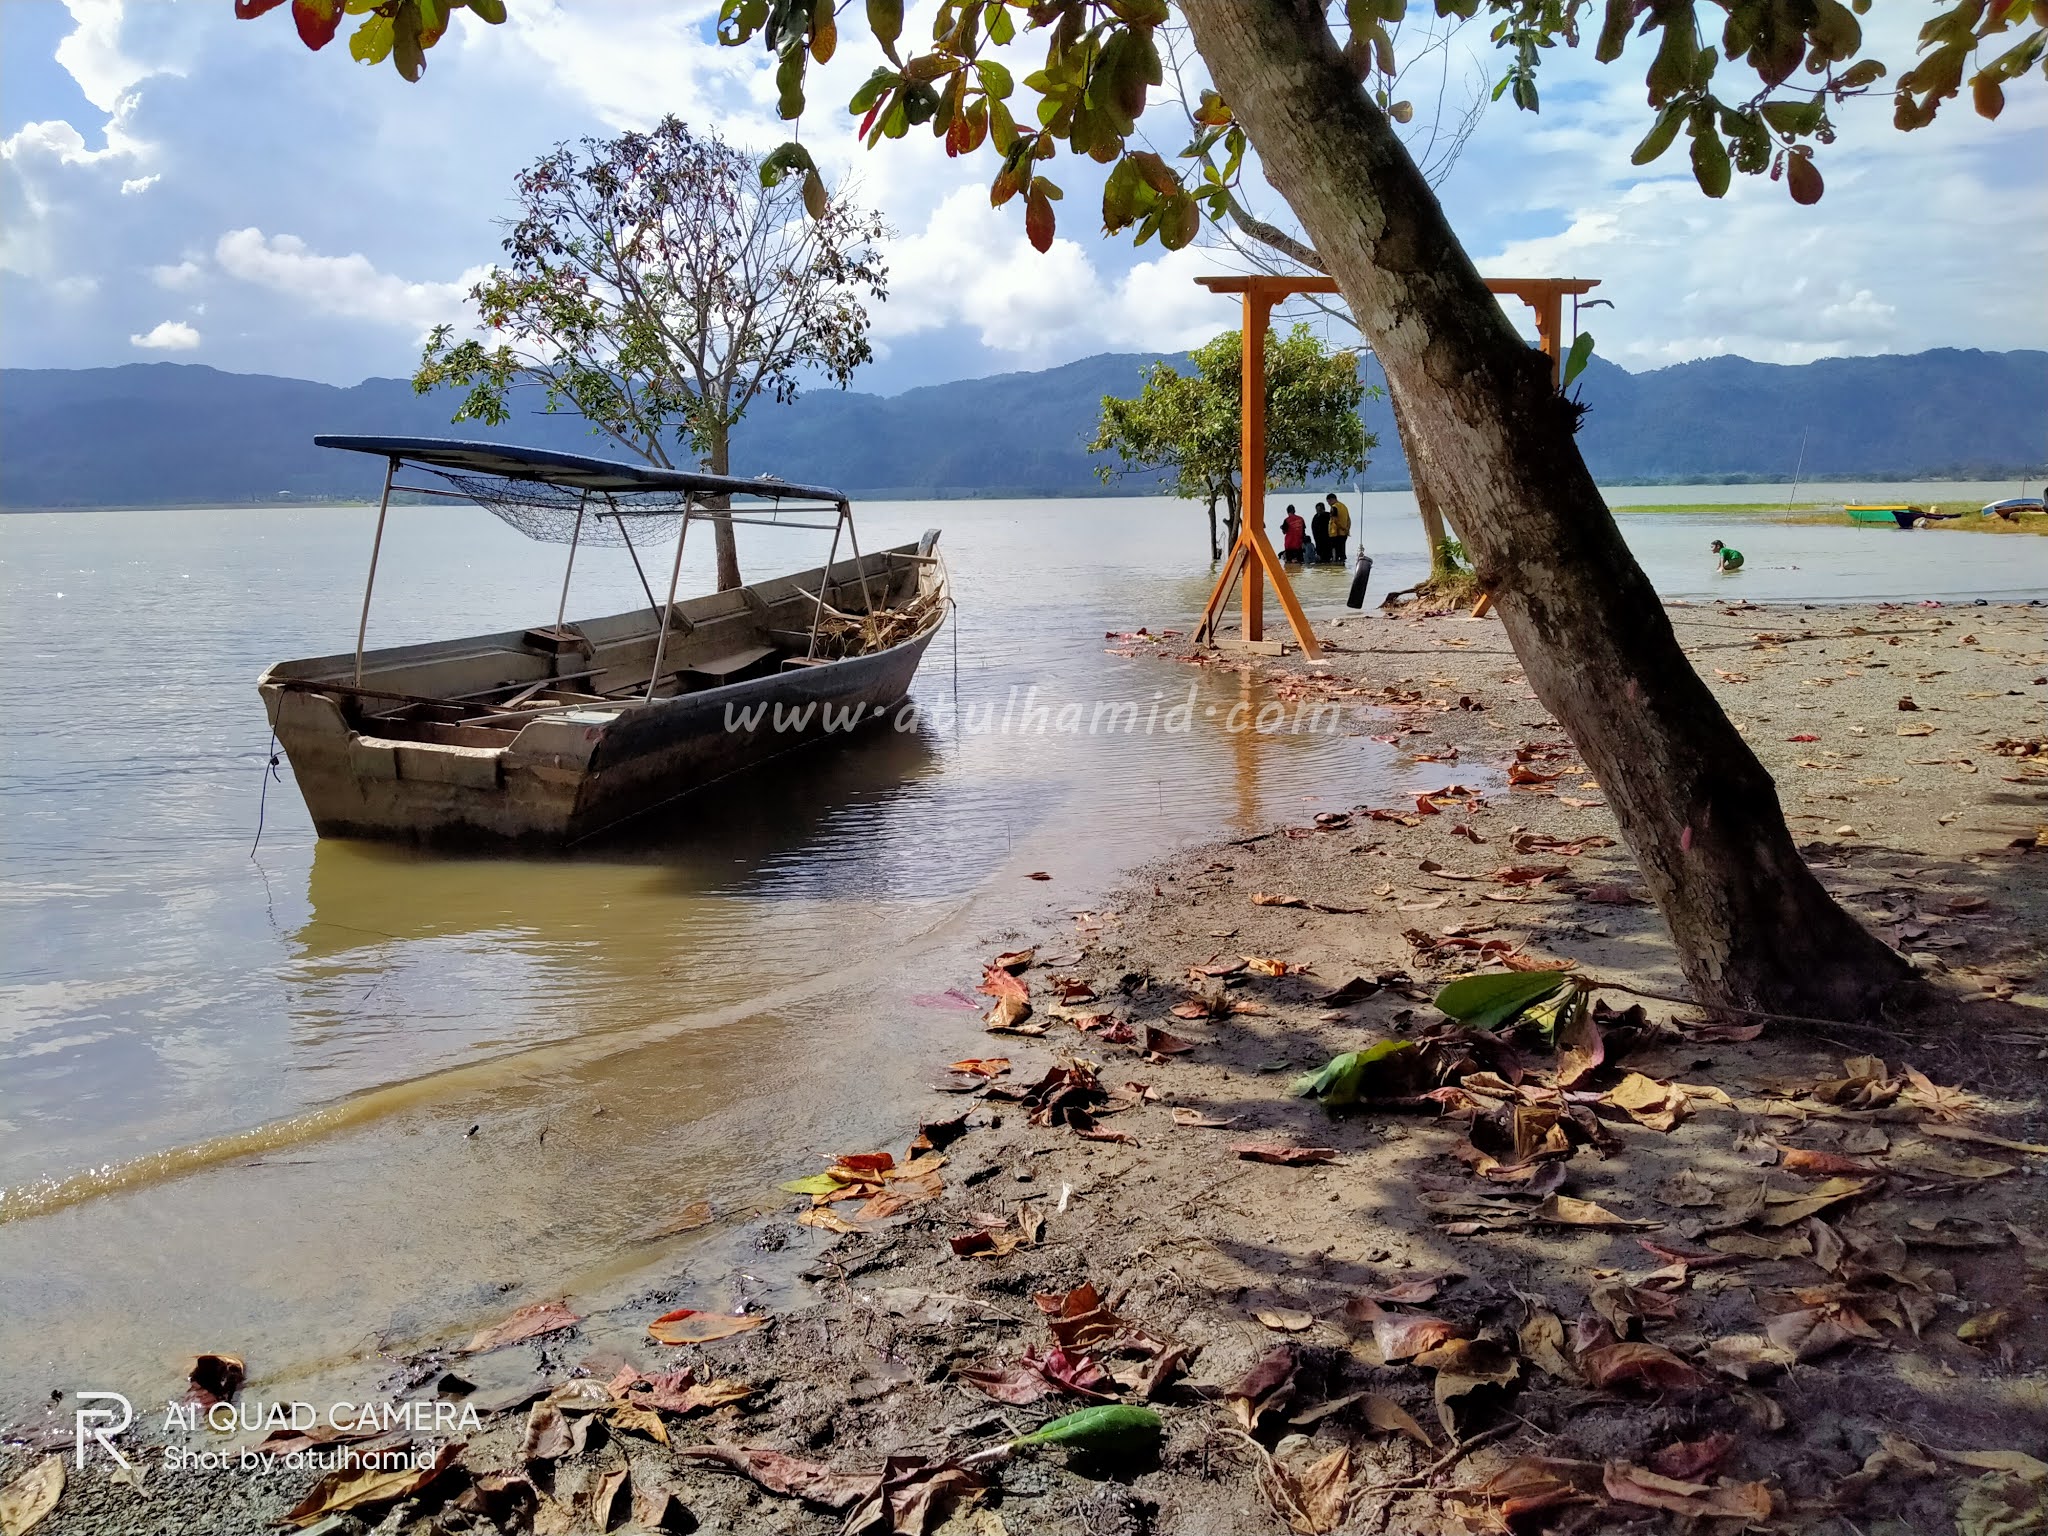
left=263, top=543, right=938, bottom=751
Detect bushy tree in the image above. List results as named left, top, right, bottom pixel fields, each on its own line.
left=413, top=117, right=888, bottom=591
left=1091, top=326, right=1373, bottom=559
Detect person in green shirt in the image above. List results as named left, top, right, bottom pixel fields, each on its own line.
left=1711, top=539, right=1745, bottom=572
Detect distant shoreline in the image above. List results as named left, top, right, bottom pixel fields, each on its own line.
left=1, top=471, right=2037, bottom=517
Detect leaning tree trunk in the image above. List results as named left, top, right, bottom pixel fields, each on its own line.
left=1184, top=0, right=1909, bottom=1017
left=1389, top=389, right=1456, bottom=584
left=706, top=425, right=743, bottom=592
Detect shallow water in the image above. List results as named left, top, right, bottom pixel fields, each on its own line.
left=0, top=482, right=2040, bottom=1415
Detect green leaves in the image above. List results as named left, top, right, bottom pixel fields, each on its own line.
left=1290, top=1040, right=1415, bottom=1107
left=1561, top=331, right=1594, bottom=389
left=1011, top=1405, right=1163, bottom=1457
left=1690, top=122, right=1732, bottom=197
left=758, top=140, right=828, bottom=217
left=1631, top=103, right=1685, bottom=165
left=1433, top=970, right=1571, bottom=1032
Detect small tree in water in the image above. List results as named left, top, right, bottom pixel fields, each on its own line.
left=415, top=117, right=889, bottom=592
left=1090, top=326, right=1373, bottom=561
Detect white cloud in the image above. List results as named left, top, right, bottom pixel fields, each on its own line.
left=55, top=0, right=165, bottom=114
left=875, top=189, right=1230, bottom=362
left=214, top=228, right=490, bottom=337
left=130, top=319, right=199, bottom=350
left=150, top=258, right=202, bottom=289
left=119, top=173, right=158, bottom=194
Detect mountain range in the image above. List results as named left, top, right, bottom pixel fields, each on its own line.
left=2, top=347, right=2040, bottom=509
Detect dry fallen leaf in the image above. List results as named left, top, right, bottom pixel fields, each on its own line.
left=1232, top=1142, right=1338, bottom=1166
left=0, top=1458, right=63, bottom=1536
left=646, top=1309, right=767, bottom=1346
left=1533, top=1194, right=1659, bottom=1229
left=1272, top=1446, right=1351, bottom=1535
left=1257, top=1307, right=1315, bottom=1333
left=284, top=1443, right=463, bottom=1527
left=1171, top=1107, right=1239, bottom=1129
left=463, top=1299, right=581, bottom=1354
left=1603, top=1463, right=1772, bottom=1521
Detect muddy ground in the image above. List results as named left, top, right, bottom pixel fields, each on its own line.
left=5, top=600, right=2045, bottom=1536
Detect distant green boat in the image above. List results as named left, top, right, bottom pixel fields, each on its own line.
left=1846, top=503, right=1930, bottom=528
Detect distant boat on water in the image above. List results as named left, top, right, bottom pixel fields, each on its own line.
left=1843, top=503, right=1960, bottom=529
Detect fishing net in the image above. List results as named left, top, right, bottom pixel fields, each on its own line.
left=420, top=466, right=687, bottom=548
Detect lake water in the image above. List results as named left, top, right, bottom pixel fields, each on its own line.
left=0, top=481, right=2040, bottom=1419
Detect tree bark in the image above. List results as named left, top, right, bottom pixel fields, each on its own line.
left=1205, top=489, right=1222, bottom=560
left=705, top=423, right=743, bottom=592
left=1388, top=389, right=1455, bottom=582
left=1183, top=0, right=1910, bottom=1018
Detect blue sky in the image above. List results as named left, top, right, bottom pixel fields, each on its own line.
left=2, top=0, right=2042, bottom=396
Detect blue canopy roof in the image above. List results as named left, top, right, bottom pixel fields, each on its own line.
left=315, top=434, right=845, bottom=503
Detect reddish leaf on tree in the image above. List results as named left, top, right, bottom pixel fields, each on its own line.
left=292, top=0, right=342, bottom=49
left=1025, top=185, right=1055, bottom=252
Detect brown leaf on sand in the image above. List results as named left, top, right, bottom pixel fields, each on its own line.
left=1144, top=1025, right=1197, bottom=1057
left=1257, top=1307, right=1316, bottom=1333
left=1233, top=1142, right=1337, bottom=1166
left=959, top=1360, right=1053, bottom=1406
left=1604, top=1463, right=1773, bottom=1521
left=676, top=1445, right=876, bottom=1511
left=1520, top=1312, right=1578, bottom=1382
left=1418, top=1337, right=1519, bottom=1433
left=1648, top=1433, right=1737, bottom=1481
left=1346, top=1297, right=1464, bottom=1361
left=1360, top=1393, right=1435, bottom=1449
left=626, top=1369, right=752, bottom=1416
left=1764, top=1299, right=1885, bottom=1360
left=798, top=1208, right=859, bottom=1234
left=1532, top=1194, right=1659, bottom=1230
left=1777, top=1146, right=1879, bottom=1177
left=990, top=948, right=1036, bottom=973
left=1554, top=1001, right=1605, bottom=1089
left=1578, top=1342, right=1708, bottom=1393
left=1251, top=893, right=1366, bottom=914
left=1225, top=1346, right=1299, bottom=1431
left=843, top=1458, right=987, bottom=1536
left=947, top=1058, right=1010, bottom=1079
left=1606, top=1073, right=1689, bottom=1132
left=1271, top=1446, right=1352, bottom=1535
left=1172, top=1107, right=1239, bottom=1129
left=646, top=1308, right=766, bottom=1346
left=1462, top=1457, right=1602, bottom=1525
left=283, top=1443, right=463, bottom=1527
left=463, top=1299, right=581, bottom=1354
left=0, top=1457, right=63, bottom=1536
left=640, top=1200, right=715, bottom=1240
left=1757, top=1174, right=1882, bottom=1228
left=844, top=1457, right=988, bottom=1536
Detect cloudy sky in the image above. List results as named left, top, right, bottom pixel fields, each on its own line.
left=2, top=0, right=2041, bottom=395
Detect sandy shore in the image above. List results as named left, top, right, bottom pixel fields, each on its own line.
left=6, top=600, right=2045, bottom=1536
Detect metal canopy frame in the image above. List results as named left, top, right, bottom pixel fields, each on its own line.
left=1189, top=273, right=1599, bottom=655
left=328, top=437, right=869, bottom=689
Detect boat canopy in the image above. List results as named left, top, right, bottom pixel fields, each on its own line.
left=315, top=434, right=845, bottom=504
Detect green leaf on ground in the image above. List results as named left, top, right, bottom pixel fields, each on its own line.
left=1433, top=970, right=1571, bottom=1031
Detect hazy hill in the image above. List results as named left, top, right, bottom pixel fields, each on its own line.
left=1, top=347, right=2039, bottom=509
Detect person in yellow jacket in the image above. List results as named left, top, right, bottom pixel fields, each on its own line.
left=1325, top=494, right=1353, bottom=562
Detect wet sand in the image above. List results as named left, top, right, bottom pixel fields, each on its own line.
left=6, top=600, right=2045, bottom=1535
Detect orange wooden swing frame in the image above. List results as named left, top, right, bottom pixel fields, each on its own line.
left=1191, top=273, right=1598, bottom=656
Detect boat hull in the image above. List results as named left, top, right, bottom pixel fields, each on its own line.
left=260, top=537, right=946, bottom=848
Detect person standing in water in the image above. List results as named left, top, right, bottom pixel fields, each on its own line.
left=1280, top=504, right=1307, bottom=564
left=1309, top=501, right=1332, bottom=564
left=1326, top=493, right=1352, bottom=562
left=1711, top=539, right=1745, bottom=572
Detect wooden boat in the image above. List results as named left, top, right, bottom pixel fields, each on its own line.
left=1981, top=496, right=2045, bottom=520
left=259, top=437, right=948, bottom=847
